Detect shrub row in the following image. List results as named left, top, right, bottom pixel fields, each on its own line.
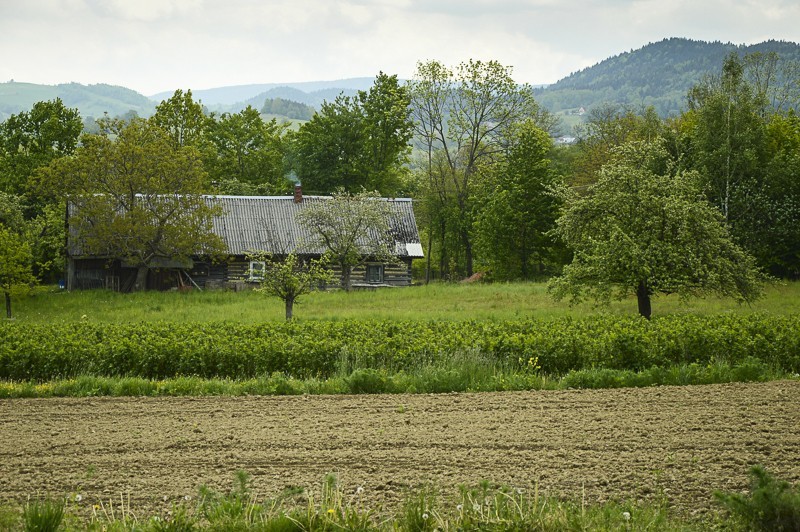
left=0, top=315, right=798, bottom=381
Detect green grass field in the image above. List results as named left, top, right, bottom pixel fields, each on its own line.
left=9, top=280, right=800, bottom=324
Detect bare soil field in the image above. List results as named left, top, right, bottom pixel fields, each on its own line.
left=1, top=381, right=798, bottom=518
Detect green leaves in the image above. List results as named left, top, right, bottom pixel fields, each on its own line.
left=292, top=72, right=412, bottom=195
left=63, top=118, right=224, bottom=281
left=252, top=253, right=334, bottom=320
left=551, top=138, right=765, bottom=318
left=297, top=189, right=397, bottom=291
left=1, top=315, right=798, bottom=382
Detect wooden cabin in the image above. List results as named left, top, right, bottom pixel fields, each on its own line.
left=66, top=188, right=423, bottom=292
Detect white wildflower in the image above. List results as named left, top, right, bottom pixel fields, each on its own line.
left=75, top=494, right=82, bottom=502
left=622, top=511, right=631, bottom=521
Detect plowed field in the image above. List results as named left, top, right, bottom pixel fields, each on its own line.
left=1, top=381, right=798, bottom=517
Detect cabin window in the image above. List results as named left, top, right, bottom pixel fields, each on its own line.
left=366, top=264, right=384, bottom=283
left=249, top=261, right=265, bottom=281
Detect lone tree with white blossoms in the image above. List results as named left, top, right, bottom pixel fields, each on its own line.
left=252, top=253, right=333, bottom=321
left=549, top=139, right=764, bottom=319
left=297, top=189, right=397, bottom=291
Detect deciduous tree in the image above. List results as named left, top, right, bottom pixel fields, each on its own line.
left=40, top=117, right=224, bottom=291
left=205, top=106, right=287, bottom=193
left=0, top=98, right=82, bottom=197
left=293, top=73, right=413, bottom=195
left=297, top=189, right=396, bottom=291
left=252, top=253, right=334, bottom=320
left=150, top=89, right=209, bottom=149
left=409, top=59, right=554, bottom=277
left=0, top=225, right=35, bottom=318
left=474, top=122, right=565, bottom=280
left=549, top=139, right=764, bottom=319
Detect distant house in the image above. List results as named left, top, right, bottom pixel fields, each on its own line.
left=66, top=186, right=423, bottom=291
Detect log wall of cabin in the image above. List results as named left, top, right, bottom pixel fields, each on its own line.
left=222, top=256, right=414, bottom=288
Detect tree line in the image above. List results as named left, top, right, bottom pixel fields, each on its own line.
left=1, top=51, right=798, bottom=318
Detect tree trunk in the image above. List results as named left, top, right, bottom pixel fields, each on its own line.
left=285, top=297, right=294, bottom=321
left=133, top=265, right=149, bottom=292
left=341, top=265, right=352, bottom=292
left=425, top=232, right=432, bottom=285
left=636, top=280, right=652, bottom=320
left=4, top=291, right=10, bottom=319
left=462, top=228, right=474, bottom=278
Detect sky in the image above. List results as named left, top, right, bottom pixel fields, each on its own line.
left=1, top=0, right=799, bottom=96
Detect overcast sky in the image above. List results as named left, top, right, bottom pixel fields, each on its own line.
left=2, top=0, right=799, bottom=96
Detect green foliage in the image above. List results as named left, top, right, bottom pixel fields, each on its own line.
left=253, top=253, right=334, bottom=320
left=151, top=89, right=209, bottom=149
left=292, top=72, right=413, bottom=195
left=409, top=59, right=555, bottom=279
left=205, top=106, right=287, bottom=193
left=550, top=138, right=764, bottom=318
left=0, top=224, right=35, bottom=318
left=0, top=98, right=82, bottom=196
left=22, top=497, right=65, bottom=532
left=297, top=189, right=397, bottom=291
left=682, top=52, right=800, bottom=278
left=715, top=465, right=800, bottom=531
left=43, top=117, right=224, bottom=290
left=474, top=121, right=566, bottom=279
left=1, top=315, right=798, bottom=384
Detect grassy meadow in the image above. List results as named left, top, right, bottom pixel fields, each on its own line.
left=9, top=280, right=800, bottom=324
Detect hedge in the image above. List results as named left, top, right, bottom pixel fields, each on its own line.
left=1, top=315, right=798, bottom=381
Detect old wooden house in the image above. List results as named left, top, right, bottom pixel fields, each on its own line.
left=66, top=187, right=423, bottom=291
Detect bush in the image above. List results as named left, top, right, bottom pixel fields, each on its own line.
left=715, top=465, right=800, bottom=531
left=0, top=315, right=797, bottom=382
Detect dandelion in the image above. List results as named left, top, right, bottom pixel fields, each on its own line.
left=356, top=486, right=364, bottom=495
left=75, top=494, right=83, bottom=502
left=184, top=495, right=191, bottom=501
left=422, top=513, right=429, bottom=520
left=473, top=503, right=481, bottom=512
left=622, top=511, right=631, bottom=521
left=456, top=504, right=463, bottom=512
left=327, top=508, right=335, bottom=515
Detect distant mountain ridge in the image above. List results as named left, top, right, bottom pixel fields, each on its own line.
left=0, top=81, right=155, bottom=122
left=536, top=38, right=800, bottom=117
left=150, top=77, right=376, bottom=105
left=3, top=39, right=800, bottom=124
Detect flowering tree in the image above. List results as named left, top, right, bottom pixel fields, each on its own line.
left=253, top=253, right=333, bottom=320
left=297, top=189, right=397, bottom=291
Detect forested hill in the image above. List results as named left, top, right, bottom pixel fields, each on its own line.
left=535, top=38, right=800, bottom=117
left=0, top=82, right=155, bottom=122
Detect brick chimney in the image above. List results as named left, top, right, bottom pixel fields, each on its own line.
left=293, top=183, right=303, bottom=203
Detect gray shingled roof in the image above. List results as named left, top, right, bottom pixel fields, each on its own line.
left=207, top=195, right=424, bottom=258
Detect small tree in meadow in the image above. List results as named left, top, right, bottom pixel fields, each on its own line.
left=0, top=225, right=35, bottom=319
left=253, top=253, right=334, bottom=320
